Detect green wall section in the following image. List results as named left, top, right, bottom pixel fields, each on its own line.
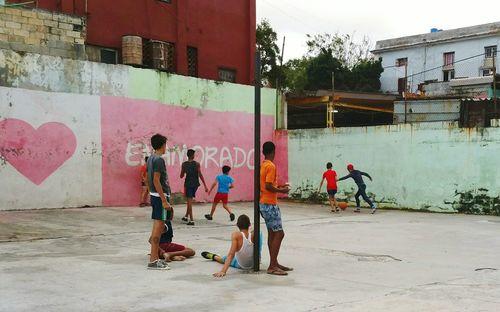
left=128, top=68, right=277, bottom=116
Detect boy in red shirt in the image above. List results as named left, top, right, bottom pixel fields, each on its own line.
left=318, top=162, right=339, bottom=212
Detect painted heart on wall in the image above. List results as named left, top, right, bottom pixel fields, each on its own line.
left=0, top=119, right=77, bottom=185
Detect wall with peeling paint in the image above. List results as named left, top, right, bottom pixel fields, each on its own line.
left=287, top=122, right=500, bottom=212
left=0, top=49, right=280, bottom=210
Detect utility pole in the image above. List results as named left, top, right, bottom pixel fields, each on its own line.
left=493, top=53, right=497, bottom=118
left=404, top=63, right=408, bottom=124
left=275, top=36, right=285, bottom=128
left=253, top=49, right=261, bottom=272
left=326, top=72, right=335, bottom=128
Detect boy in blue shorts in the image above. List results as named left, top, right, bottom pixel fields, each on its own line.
left=205, top=165, right=235, bottom=221
left=146, top=133, right=172, bottom=270
left=201, top=214, right=262, bottom=277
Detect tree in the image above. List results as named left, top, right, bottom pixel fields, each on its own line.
left=256, top=19, right=281, bottom=86
left=306, top=33, right=373, bottom=69
left=304, top=49, right=345, bottom=91
left=282, top=32, right=382, bottom=92
left=282, top=57, right=310, bottom=92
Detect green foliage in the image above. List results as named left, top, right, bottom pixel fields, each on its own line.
left=282, top=57, right=311, bottom=92
left=289, top=180, right=328, bottom=204
left=256, top=21, right=383, bottom=93
left=453, top=189, right=500, bottom=216
left=256, top=19, right=281, bottom=87
left=306, top=33, right=372, bottom=69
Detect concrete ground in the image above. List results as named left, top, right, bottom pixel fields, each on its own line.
left=1, top=202, right=500, bottom=312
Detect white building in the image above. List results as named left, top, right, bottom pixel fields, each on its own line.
left=373, top=22, right=500, bottom=95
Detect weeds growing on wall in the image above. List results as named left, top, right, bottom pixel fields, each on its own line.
left=452, top=188, right=500, bottom=216
left=289, top=180, right=328, bottom=203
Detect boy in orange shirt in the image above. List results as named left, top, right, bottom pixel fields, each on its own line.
left=260, top=141, right=292, bottom=276
left=318, top=162, right=339, bottom=212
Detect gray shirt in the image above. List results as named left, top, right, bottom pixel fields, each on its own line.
left=147, top=155, right=171, bottom=195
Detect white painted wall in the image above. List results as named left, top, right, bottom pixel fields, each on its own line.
left=287, top=122, right=500, bottom=211
left=0, top=87, right=102, bottom=209
left=376, top=36, right=500, bottom=94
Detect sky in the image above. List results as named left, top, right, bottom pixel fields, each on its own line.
left=257, top=0, right=500, bottom=61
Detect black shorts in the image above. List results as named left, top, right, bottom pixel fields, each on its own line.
left=327, top=189, right=337, bottom=197
left=151, top=195, right=171, bottom=221
left=184, top=186, right=198, bottom=198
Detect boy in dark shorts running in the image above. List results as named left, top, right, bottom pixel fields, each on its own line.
left=318, top=162, right=339, bottom=213
left=146, top=134, right=172, bottom=270
left=205, top=165, right=235, bottom=221
left=338, top=163, right=377, bottom=214
left=260, top=141, right=292, bottom=276
left=180, top=149, right=208, bottom=226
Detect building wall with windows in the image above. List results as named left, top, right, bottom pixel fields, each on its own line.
left=6, top=0, right=256, bottom=85
left=373, top=22, right=500, bottom=95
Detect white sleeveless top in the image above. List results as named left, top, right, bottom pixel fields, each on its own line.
left=235, top=232, right=254, bottom=270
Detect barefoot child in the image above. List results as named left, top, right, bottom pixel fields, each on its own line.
left=201, top=214, right=262, bottom=277
left=158, top=219, right=196, bottom=262
left=260, top=141, right=292, bottom=276
left=205, top=165, right=235, bottom=221
left=180, top=149, right=209, bottom=226
left=146, top=134, right=172, bottom=270
left=338, top=163, right=377, bottom=214
left=318, top=162, right=339, bottom=212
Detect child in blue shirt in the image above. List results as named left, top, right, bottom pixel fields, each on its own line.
left=206, top=166, right=235, bottom=221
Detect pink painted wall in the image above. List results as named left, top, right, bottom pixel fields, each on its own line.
left=101, top=96, right=276, bottom=206
left=273, top=130, right=289, bottom=197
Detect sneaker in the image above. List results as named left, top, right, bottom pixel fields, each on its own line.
left=147, top=259, right=170, bottom=270
left=230, top=213, right=235, bottom=221
left=205, top=214, right=213, bottom=220
left=371, top=208, right=377, bottom=214
left=354, top=208, right=361, bottom=213
left=181, top=217, right=188, bottom=222
left=201, top=251, right=217, bottom=260
left=187, top=221, right=195, bottom=226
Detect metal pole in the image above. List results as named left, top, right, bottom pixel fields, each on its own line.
left=493, top=54, right=497, bottom=118
left=332, top=72, right=335, bottom=127
left=275, top=36, right=286, bottom=128
left=404, top=63, right=408, bottom=124
left=253, top=49, right=261, bottom=272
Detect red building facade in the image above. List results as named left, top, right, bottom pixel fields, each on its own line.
left=8, top=0, right=256, bottom=85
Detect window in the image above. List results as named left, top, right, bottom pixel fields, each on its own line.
left=485, top=46, right=497, bottom=58
left=218, top=68, right=236, bottom=83
left=158, top=0, right=172, bottom=3
left=443, top=70, right=455, bottom=82
left=187, top=47, right=198, bottom=77
left=396, top=57, right=408, bottom=67
left=100, top=49, right=117, bottom=64
left=443, top=52, right=455, bottom=66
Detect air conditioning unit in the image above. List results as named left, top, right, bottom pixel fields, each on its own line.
left=143, top=40, right=175, bottom=72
